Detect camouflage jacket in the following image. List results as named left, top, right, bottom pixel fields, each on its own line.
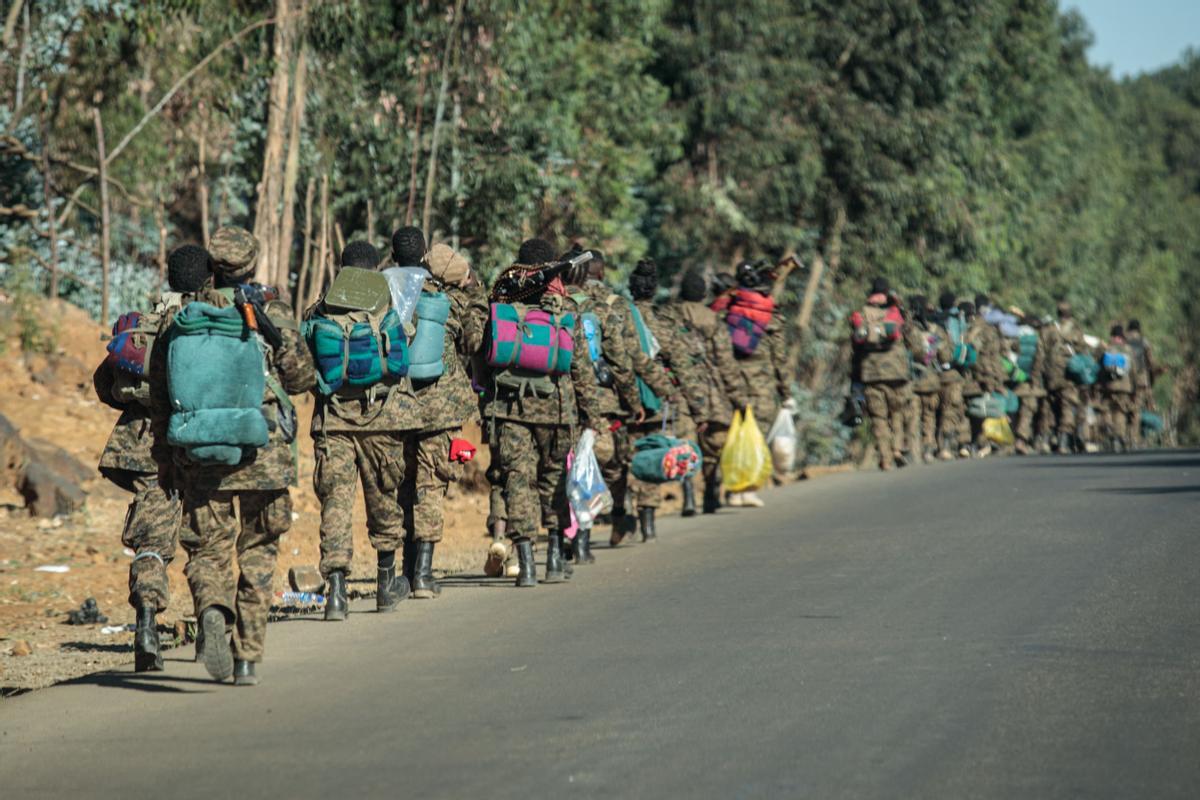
left=568, top=280, right=646, bottom=418
left=1127, top=331, right=1154, bottom=390
left=904, top=320, right=950, bottom=394
left=855, top=304, right=909, bottom=384
left=479, top=293, right=603, bottom=428
left=633, top=298, right=707, bottom=424
left=671, top=300, right=747, bottom=424
left=729, top=312, right=791, bottom=425
left=966, top=316, right=1005, bottom=394
left=1042, top=318, right=1086, bottom=392
left=151, top=287, right=316, bottom=492
left=416, top=280, right=489, bottom=432
left=1101, top=338, right=1134, bottom=394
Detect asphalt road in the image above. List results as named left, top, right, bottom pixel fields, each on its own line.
left=3, top=451, right=1199, bottom=799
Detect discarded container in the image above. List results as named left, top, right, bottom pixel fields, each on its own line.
left=34, top=565, right=70, bottom=573
left=275, top=592, right=325, bottom=605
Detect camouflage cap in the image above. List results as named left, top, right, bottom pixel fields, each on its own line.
left=209, top=227, right=259, bottom=278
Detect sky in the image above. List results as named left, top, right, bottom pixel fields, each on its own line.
left=1064, top=0, right=1200, bottom=77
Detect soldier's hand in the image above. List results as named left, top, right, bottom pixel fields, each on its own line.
left=633, top=408, right=646, bottom=425
left=697, top=421, right=709, bottom=435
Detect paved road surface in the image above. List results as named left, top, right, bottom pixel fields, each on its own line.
left=3, top=451, right=1199, bottom=798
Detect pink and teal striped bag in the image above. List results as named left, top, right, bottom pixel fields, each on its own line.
left=487, top=303, right=575, bottom=375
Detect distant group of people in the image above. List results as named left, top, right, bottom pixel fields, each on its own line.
left=94, top=228, right=792, bottom=686
left=849, top=279, right=1161, bottom=470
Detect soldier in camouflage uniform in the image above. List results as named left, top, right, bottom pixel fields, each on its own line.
left=1099, top=324, right=1136, bottom=452
left=903, top=295, right=951, bottom=464
left=480, top=239, right=604, bottom=587
left=962, top=296, right=1006, bottom=457
left=564, top=250, right=667, bottom=556
left=627, top=259, right=706, bottom=538
left=932, top=292, right=970, bottom=459
left=715, top=260, right=790, bottom=505
left=1042, top=301, right=1087, bottom=453
left=850, top=278, right=910, bottom=471
left=399, top=237, right=489, bottom=598
left=1126, top=319, right=1156, bottom=448
left=672, top=268, right=748, bottom=512
left=94, top=245, right=209, bottom=671
left=306, top=239, right=418, bottom=620
left=151, top=227, right=316, bottom=685
left=1011, top=315, right=1047, bottom=455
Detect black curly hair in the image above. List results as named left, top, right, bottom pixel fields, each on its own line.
left=391, top=226, right=427, bottom=266
left=166, top=244, right=212, bottom=293
left=340, top=240, right=382, bottom=269
left=517, top=238, right=557, bottom=265
left=628, top=259, right=659, bottom=301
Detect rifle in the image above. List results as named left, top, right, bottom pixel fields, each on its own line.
left=491, top=250, right=596, bottom=303
left=234, top=285, right=283, bottom=350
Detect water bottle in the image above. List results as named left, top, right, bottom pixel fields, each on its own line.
left=276, top=591, right=325, bottom=605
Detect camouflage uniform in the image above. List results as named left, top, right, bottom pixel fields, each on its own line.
left=930, top=317, right=970, bottom=454
left=1100, top=338, right=1136, bottom=445
left=672, top=299, right=749, bottom=487
left=481, top=292, right=603, bottom=540
left=728, top=310, right=790, bottom=438
left=964, top=315, right=1005, bottom=449
left=567, top=280, right=661, bottom=518
left=1011, top=330, right=1047, bottom=446
left=903, top=321, right=950, bottom=457
left=95, top=388, right=183, bottom=613
left=1127, top=330, right=1155, bottom=447
left=628, top=298, right=706, bottom=510
left=151, top=230, right=316, bottom=663
left=853, top=304, right=910, bottom=470
left=1042, top=318, right=1087, bottom=441
left=401, top=276, right=489, bottom=544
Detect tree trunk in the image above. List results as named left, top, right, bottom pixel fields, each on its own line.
left=404, top=58, right=430, bottom=227
left=252, top=0, right=293, bottom=284
left=307, top=172, right=329, bottom=309
left=294, top=176, right=315, bottom=320
left=366, top=197, right=374, bottom=246
left=450, top=91, right=462, bottom=250
left=155, top=199, right=167, bottom=293
left=39, top=98, right=58, bottom=300
left=197, top=130, right=210, bottom=248
left=421, top=0, right=464, bottom=242
left=798, top=206, right=845, bottom=332
left=275, top=39, right=308, bottom=293
left=2, top=0, right=25, bottom=48
left=93, top=108, right=111, bottom=328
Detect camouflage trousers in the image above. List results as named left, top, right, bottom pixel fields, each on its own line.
left=314, top=431, right=407, bottom=577
left=624, top=420, right=667, bottom=510
left=673, top=414, right=726, bottom=493
left=495, top=420, right=572, bottom=539
left=1103, top=391, right=1136, bottom=442
left=182, top=486, right=292, bottom=663
left=888, top=384, right=919, bottom=456
left=864, top=381, right=908, bottom=468
left=399, top=429, right=463, bottom=544
left=938, top=380, right=969, bottom=447
left=1014, top=390, right=1046, bottom=443
left=599, top=423, right=633, bottom=516
left=917, top=391, right=940, bottom=451
left=120, top=472, right=183, bottom=613
left=1048, top=385, right=1082, bottom=436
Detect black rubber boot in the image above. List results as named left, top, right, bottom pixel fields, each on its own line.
left=639, top=508, right=657, bottom=542
left=544, top=533, right=571, bottom=583
left=411, top=541, right=441, bottom=599
left=324, top=570, right=349, bottom=621
left=573, top=527, right=595, bottom=564
left=514, top=538, right=537, bottom=588
left=681, top=482, right=697, bottom=517
left=199, top=606, right=233, bottom=682
left=376, top=564, right=410, bottom=612
left=134, top=601, right=163, bottom=673
left=401, top=535, right=418, bottom=587
left=703, top=479, right=721, bottom=514
left=610, top=513, right=634, bottom=547
left=233, top=659, right=258, bottom=686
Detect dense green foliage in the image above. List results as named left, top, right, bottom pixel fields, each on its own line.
left=2, top=0, right=1199, bottom=445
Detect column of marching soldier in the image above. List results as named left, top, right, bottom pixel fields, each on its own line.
left=94, top=229, right=1160, bottom=686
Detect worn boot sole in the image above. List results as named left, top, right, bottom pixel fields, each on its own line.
left=134, top=646, right=163, bottom=673
left=200, top=610, right=233, bottom=682
left=411, top=588, right=438, bottom=600
left=234, top=666, right=259, bottom=687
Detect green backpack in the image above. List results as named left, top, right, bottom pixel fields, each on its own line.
left=945, top=313, right=977, bottom=369
left=628, top=301, right=663, bottom=415
left=166, top=302, right=270, bottom=466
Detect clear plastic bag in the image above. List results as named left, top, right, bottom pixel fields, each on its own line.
left=720, top=408, right=773, bottom=492
left=381, top=266, right=430, bottom=327
left=567, top=430, right=613, bottom=531
left=766, top=407, right=798, bottom=475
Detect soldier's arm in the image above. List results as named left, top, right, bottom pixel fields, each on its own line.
left=601, top=304, right=643, bottom=415
left=570, top=315, right=603, bottom=428
left=266, top=301, right=317, bottom=394
left=768, top=320, right=791, bottom=402
left=622, top=308, right=676, bottom=402
left=653, top=314, right=706, bottom=420
left=457, top=282, right=489, bottom=357
left=711, top=323, right=749, bottom=411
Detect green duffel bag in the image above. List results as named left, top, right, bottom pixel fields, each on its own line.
left=967, top=392, right=1008, bottom=420
left=630, top=434, right=702, bottom=483
left=1066, top=353, right=1099, bottom=385
left=1140, top=410, right=1164, bottom=434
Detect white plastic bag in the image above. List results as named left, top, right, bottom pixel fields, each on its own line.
left=567, top=430, right=612, bottom=531
left=766, top=406, right=798, bottom=475
left=381, top=266, right=430, bottom=326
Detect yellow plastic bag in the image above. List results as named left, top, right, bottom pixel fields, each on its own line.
left=983, top=416, right=1015, bottom=446
left=720, top=408, right=773, bottom=492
